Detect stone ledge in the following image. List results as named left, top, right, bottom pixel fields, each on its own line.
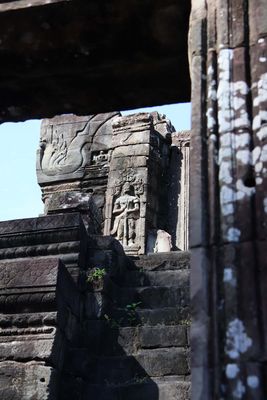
left=0, top=0, right=190, bottom=122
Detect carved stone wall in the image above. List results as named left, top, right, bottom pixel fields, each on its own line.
left=37, top=111, right=192, bottom=256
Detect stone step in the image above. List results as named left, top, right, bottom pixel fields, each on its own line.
left=82, top=377, right=191, bottom=400
left=94, top=349, right=189, bottom=384
left=110, top=306, right=190, bottom=326
left=116, top=325, right=189, bottom=352
left=121, top=269, right=190, bottom=287
left=64, top=348, right=190, bottom=384
left=131, top=251, right=190, bottom=271
left=114, top=286, right=190, bottom=309
left=83, top=322, right=189, bottom=356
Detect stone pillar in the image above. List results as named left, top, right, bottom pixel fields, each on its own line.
left=189, top=0, right=267, bottom=398
left=104, top=112, right=173, bottom=255
left=168, top=131, right=190, bottom=251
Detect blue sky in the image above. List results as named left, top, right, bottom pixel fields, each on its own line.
left=0, top=103, right=191, bottom=221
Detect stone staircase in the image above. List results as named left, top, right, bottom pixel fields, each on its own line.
left=63, top=251, right=191, bottom=400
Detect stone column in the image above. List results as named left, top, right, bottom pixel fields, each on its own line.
left=168, top=131, right=190, bottom=251
left=189, top=0, right=267, bottom=398
left=104, top=112, right=173, bottom=255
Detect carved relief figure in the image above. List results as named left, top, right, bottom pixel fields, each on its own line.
left=92, top=150, right=111, bottom=165
left=39, top=122, right=90, bottom=176
left=110, top=180, right=141, bottom=247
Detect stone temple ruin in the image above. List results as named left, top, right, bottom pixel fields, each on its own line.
left=0, top=1, right=267, bottom=399
left=0, top=111, right=191, bottom=399
left=37, top=112, right=190, bottom=255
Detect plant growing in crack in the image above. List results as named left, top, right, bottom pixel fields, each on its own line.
left=103, top=314, right=121, bottom=330
left=87, top=267, right=106, bottom=283
left=125, top=302, right=142, bottom=326
left=86, top=267, right=107, bottom=291
left=180, top=318, right=192, bottom=326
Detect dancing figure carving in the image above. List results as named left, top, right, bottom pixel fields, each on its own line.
left=110, top=181, right=140, bottom=247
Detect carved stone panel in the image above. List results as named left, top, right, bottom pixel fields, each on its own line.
left=37, top=113, right=119, bottom=185
left=37, top=115, right=92, bottom=183
left=37, top=113, right=120, bottom=222
left=106, top=168, right=145, bottom=254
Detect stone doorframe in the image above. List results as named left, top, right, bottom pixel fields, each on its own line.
left=189, top=1, right=267, bottom=399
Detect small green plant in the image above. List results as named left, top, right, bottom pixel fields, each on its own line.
left=125, top=302, right=142, bottom=325
left=180, top=318, right=192, bottom=326
left=103, top=314, right=120, bottom=329
left=87, top=267, right=106, bottom=284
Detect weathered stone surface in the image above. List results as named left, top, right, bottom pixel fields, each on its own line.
left=0, top=361, right=58, bottom=400
left=189, top=0, right=267, bottom=398
left=44, top=191, right=102, bottom=234
left=0, top=203, right=190, bottom=399
left=168, top=131, right=190, bottom=251
left=0, top=258, right=60, bottom=313
left=37, top=113, right=118, bottom=184
left=83, top=378, right=190, bottom=400
left=122, top=269, right=190, bottom=287
left=0, top=248, right=83, bottom=399
left=0, top=337, right=55, bottom=362
left=0, top=0, right=265, bottom=398
left=0, top=213, right=89, bottom=279
left=37, top=113, right=119, bottom=226
left=104, top=112, right=174, bottom=255
left=133, top=251, right=190, bottom=271
left=117, top=286, right=189, bottom=309
left=113, top=306, right=190, bottom=327
left=0, top=258, right=59, bottom=288
left=35, top=109, right=191, bottom=261
left=36, top=111, right=190, bottom=258
left=135, top=348, right=190, bottom=377
left=0, top=1, right=190, bottom=123
left=139, top=325, right=188, bottom=349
